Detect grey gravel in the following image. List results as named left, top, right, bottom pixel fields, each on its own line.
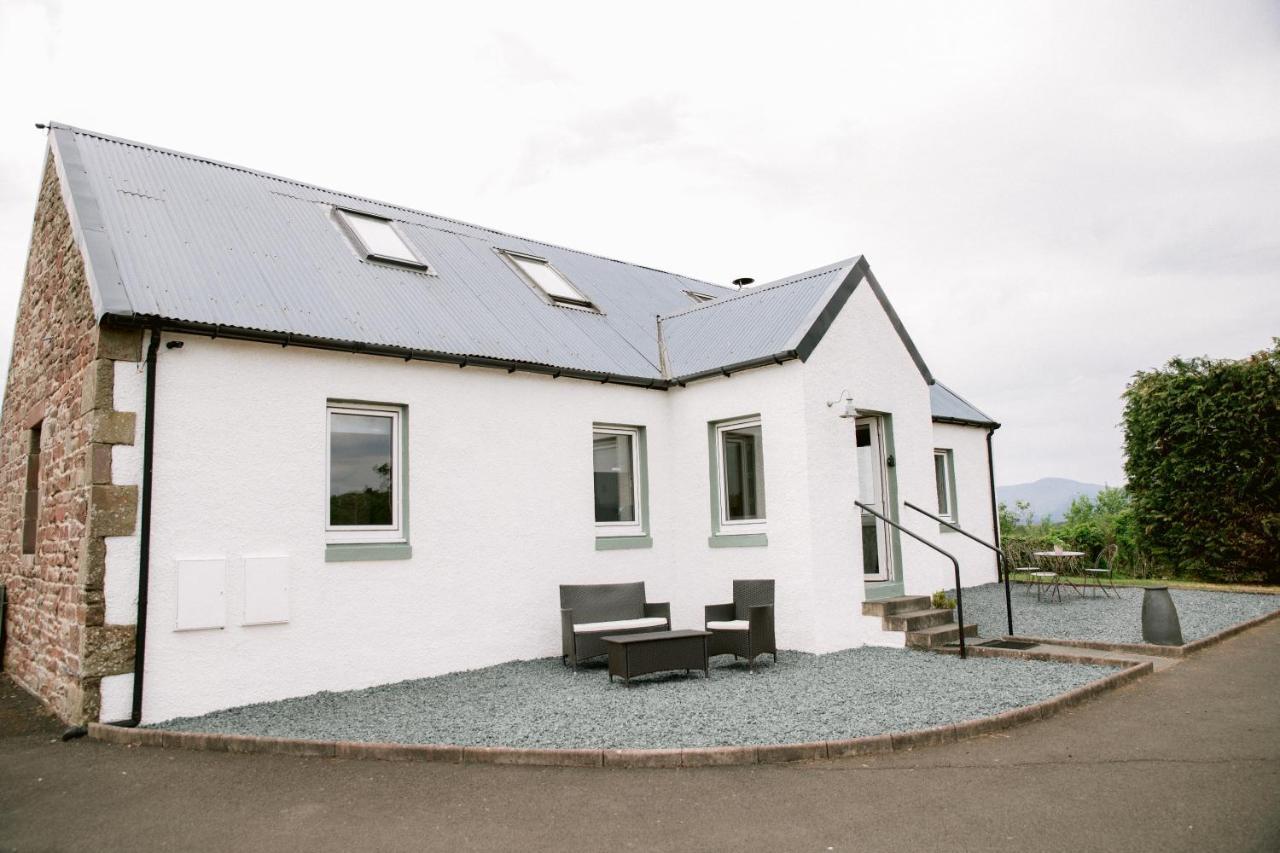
left=154, top=648, right=1112, bottom=749
left=964, top=582, right=1280, bottom=644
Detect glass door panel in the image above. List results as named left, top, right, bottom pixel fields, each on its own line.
left=856, top=418, right=892, bottom=582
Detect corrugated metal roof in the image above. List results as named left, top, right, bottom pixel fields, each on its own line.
left=930, top=381, right=998, bottom=426
left=44, top=121, right=994, bottom=421
left=658, top=261, right=858, bottom=380
left=51, top=123, right=741, bottom=381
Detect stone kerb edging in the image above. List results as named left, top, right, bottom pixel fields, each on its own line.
left=86, top=658, right=1152, bottom=769
left=1008, top=605, right=1280, bottom=660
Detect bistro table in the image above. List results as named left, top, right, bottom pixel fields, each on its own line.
left=1031, top=550, right=1086, bottom=601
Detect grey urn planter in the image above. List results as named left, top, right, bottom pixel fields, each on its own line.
left=1141, top=587, right=1184, bottom=646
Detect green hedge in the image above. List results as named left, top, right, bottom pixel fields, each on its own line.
left=1122, top=340, right=1280, bottom=583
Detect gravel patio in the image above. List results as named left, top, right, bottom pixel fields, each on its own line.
left=963, top=582, right=1280, bottom=644
left=153, top=648, right=1112, bottom=749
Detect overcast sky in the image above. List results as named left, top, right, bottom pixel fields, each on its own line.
left=1, top=0, right=1276, bottom=486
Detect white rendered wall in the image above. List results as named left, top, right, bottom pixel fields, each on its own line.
left=138, top=334, right=850, bottom=722
left=99, top=358, right=147, bottom=722
left=104, top=358, right=144, bottom=624
left=134, top=289, right=993, bottom=721
left=799, top=275, right=942, bottom=640
left=931, top=422, right=1000, bottom=588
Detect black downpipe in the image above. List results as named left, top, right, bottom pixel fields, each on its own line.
left=986, top=428, right=1002, bottom=569
left=903, top=500, right=1013, bottom=637
left=124, top=327, right=161, bottom=726
left=855, top=500, right=967, bottom=658
left=985, top=427, right=1010, bottom=635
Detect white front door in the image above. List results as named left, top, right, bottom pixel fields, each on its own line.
left=856, top=417, right=893, bottom=582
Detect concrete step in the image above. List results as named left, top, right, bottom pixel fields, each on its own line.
left=884, top=608, right=955, bottom=632
left=861, top=595, right=932, bottom=618
left=906, top=622, right=979, bottom=649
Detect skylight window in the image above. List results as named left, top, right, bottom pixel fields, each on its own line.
left=501, top=250, right=595, bottom=309
left=335, top=209, right=430, bottom=271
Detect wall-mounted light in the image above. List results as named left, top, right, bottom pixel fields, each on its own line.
left=825, top=389, right=859, bottom=419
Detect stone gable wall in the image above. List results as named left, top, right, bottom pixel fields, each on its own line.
left=0, top=152, right=142, bottom=723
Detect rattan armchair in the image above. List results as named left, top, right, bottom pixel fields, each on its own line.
left=704, top=579, right=776, bottom=672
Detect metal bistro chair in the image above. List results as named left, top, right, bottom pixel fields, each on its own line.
left=1027, top=556, right=1062, bottom=602
left=1006, top=552, right=1039, bottom=595
left=1083, top=543, right=1121, bottom=598
left=704, top=579, right=776, bottom=672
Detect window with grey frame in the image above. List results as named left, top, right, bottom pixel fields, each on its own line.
left=934, top=448, right=956, bottom=522
left=327, top=404, right=404, bottom=543
left=717, top=418, right=766, bottom=523
left=593, top=425, right=643, bottom=536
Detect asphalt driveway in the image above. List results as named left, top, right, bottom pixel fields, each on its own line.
left=3, top=620, right=1278, bottom=853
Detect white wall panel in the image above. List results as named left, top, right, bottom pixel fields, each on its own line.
left=174, top=558, right=226, bottom=631
left=242, top=556, right=290, bottom=625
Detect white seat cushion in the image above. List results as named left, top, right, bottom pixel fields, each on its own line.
left=706, top=619, right=750, bottom=631
left=574, top=616, right=668, bottom=633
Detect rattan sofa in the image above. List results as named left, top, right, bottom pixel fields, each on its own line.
left=560, top=582, right=671, bottom=670
left=704, top=579, right=776, bottom=671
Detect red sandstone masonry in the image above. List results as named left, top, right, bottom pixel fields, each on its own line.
left=0, top=152, right=142, bottom=724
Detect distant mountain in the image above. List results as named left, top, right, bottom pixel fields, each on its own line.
left=996, top=478, right=1107, bottom=523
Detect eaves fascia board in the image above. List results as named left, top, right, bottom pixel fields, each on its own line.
left=670, top=351, right=801, bottom=385
left=114, top=310, right=807, bottom=389
left=932, top=415, right=1002, bottom=429
left=48, top=126, right=133, bottom=319
left=105, top=314, right=671, bottom=390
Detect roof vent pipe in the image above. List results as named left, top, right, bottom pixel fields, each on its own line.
left=732, top=277, right=754, bottom=290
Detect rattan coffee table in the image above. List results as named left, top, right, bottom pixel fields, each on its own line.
left=602, top=629, right=711, bottom=684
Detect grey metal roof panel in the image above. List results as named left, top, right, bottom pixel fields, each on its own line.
left=658, top=261, right=859, bottom=380
left=51, top=123, right=918, bottom=386
left=930, top=381, right=998, bottom=426
left=52, top=124, right=749, bottom=379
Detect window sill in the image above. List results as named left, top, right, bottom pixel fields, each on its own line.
left=708, top=533, right=768, bottom=548
left=325, top=542, right=413, bottom=562
left=595, top=535, right=653, bottom=551
left=939, top=521, right=960, bottom=533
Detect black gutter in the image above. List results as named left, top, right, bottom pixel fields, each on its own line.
left=670, top=350, right=801, bottom=385
left=106, top=315, right=670, bottom=391
left=120, top=327, right=160, bottom=726
left=985, top=427, right=1009, bottom=634
left=105, top=314, right=813, bottom=391
left=930, top=416, right=1001, bottom=429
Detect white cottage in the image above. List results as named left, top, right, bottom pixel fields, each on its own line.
left=1, top=124, right=1000, bottom=725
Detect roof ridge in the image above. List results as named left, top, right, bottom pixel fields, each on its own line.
left=657, top=258, right=861, bottom=321
left=45, top=121, right=728, bottom=291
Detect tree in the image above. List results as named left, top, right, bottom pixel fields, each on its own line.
left=1122, top=339, right=1280, bottom=583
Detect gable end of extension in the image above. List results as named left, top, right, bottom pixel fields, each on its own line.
left=0, top=149, right=144, bottom=724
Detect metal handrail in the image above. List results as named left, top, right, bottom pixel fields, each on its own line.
left=855, top=500, right=967, bottom=658
left=904, top=500, right=1013, bottom=637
